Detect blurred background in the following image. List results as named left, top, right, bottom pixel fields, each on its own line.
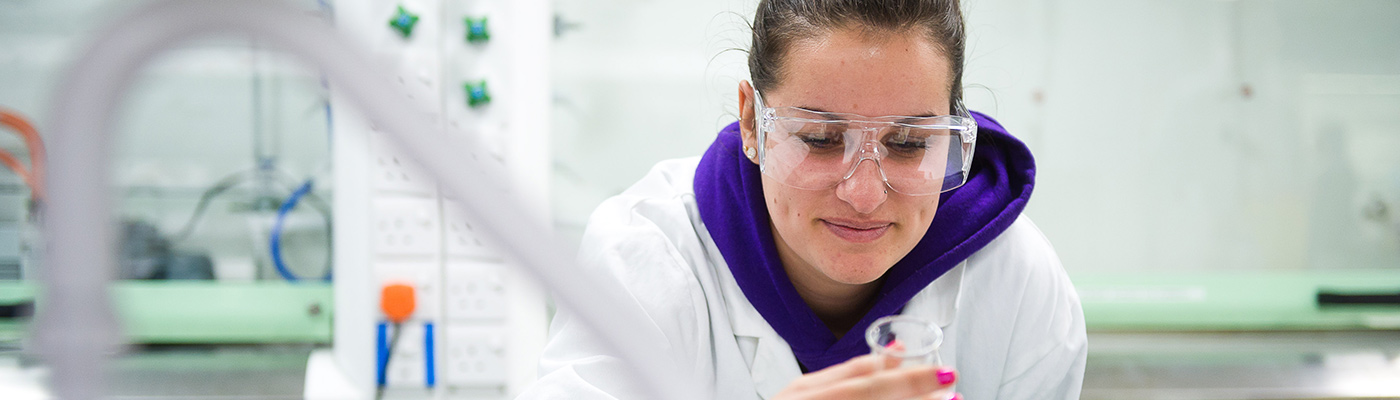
left=1, top=0, right=1398, bottom=398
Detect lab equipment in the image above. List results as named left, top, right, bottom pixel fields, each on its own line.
left=753, top=89, right=977, bottom=195
left=866, top=315, right=943, bottom=369
left=0, top=109, right=45, bottom=281
left=465, top=80, right=492, bottom=108
left=465, top=17, right=490, bottom=43
left=389, top=5, right=420, bottom=38
left=117, top=219, right=215, bottom=280
left=38, top=1, right=700, bottom=400
left=377, top=283, right=436, bottom=394
left=867, top=316, right=952, bottom=400
left=162, top=167, right=332, bottom=281
left=328, top=0, right=550, bottom=396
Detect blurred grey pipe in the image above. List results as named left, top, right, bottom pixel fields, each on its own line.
left=39, top=0, right=700, bottom=399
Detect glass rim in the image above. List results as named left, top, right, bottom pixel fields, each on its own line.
left=765, top=107, right=978, bottom=130
left=865, top=315, right=944, bottom=356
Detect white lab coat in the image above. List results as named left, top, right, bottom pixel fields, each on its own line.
left=519, top=158, right=1086, bottom=399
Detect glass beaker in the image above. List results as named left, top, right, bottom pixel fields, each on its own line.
left=866, top=315, right=943, bottom=368
left=866, top=315, right=952, bottom=399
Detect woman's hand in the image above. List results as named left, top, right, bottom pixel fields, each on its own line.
left=772, top=354, right=960, bottom=400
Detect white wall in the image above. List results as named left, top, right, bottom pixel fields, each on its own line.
left=549, top=0, right=1400, bottom=272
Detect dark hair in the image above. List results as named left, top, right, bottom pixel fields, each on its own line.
left=748, top=0, right=967, bottom=111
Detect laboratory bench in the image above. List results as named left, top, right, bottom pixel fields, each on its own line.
left=0, top=281, right=328, bottom=399
left=0, top=270, right=1397, bottom=399
left=1075, top=269, right=1400, bottom=399
left=0, top=344, right=312, bottom=399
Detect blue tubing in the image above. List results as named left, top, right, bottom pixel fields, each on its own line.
left=376, top=322, right=389, bottom=387
left=270, top=180, right=328, bottom=281
left=425, top=322, right=436, bottom=388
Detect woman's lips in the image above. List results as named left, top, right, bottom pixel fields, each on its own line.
left=822, top=219, right=892, bottom=243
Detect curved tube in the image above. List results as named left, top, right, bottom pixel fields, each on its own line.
left=39, top=1, right=700, bottom=399
left=0, top=109, right=44, bottom=199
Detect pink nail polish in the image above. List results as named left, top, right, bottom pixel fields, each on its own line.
left=950, top=393, right=962, bottom=400
left=936, top=369, right=956, bottom=385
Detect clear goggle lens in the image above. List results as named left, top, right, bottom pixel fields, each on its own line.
left=756, top=106, right=977, bottom=196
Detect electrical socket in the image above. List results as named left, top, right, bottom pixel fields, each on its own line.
left=443, top=200, right=497, bottom=259
left=371, top=132, right=437, bottom=195
left=443, top=324, right=508, bottom=387
left=386, top=323, right=427, bottom=387
left=372, top=197, right=442, bottom=257
left=374, top=261, right=443, bottom=321
left=445, top=261, right=507, bottom=321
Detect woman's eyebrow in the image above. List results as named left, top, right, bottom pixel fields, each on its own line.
left=794, top=106, right=842, bottom=119
left=898, top=113, right=945, bottom=123
left=908, top=109, right=949, bottom=118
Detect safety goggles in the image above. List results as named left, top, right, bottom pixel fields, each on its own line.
left=753, top=90, right=977, bottom=196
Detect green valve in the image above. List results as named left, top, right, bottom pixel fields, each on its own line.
left=465, top=80, right=491, bottom=108
left=388, top=5, right=419, bottom=38
left=465, top=16, right=490, bottom=43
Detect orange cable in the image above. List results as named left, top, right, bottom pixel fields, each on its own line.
left=0, top=109, right=45, bottom=200
left=0, top=149, right=35, bottom=193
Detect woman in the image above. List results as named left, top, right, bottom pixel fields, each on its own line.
left=521, top=0, right=1085, bottom=398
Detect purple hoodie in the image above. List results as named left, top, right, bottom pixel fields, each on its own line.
left=693, top=111, right=1036, bottom=371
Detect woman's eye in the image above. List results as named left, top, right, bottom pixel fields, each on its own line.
left=798, top=133, right=843, bottom=150
left=884, top=137, right=929, bottom=155
left=889, top=140, right=928, bottom=150
left=884, top=127, right=947, bottom=155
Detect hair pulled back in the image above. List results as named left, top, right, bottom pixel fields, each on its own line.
left=748, top=0, right=967, bottom=111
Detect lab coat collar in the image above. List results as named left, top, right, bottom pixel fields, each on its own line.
left=712, top=243, right=801, bottom=399
left=904, top=261, right=967, bottom=329
left=718, top=254, right=967, bottom=399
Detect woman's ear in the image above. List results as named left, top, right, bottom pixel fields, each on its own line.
left=738, top=81, right=760, bottom=165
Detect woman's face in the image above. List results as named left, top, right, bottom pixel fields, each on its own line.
left=740, top=27, right=952, bottom=288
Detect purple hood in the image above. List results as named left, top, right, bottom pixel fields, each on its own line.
left=693, top=111, right=1036, bottom=371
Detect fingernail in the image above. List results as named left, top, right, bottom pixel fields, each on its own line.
left=936, top=368, right=956, bottom=385
left=950, top=393, right=962, bottom=400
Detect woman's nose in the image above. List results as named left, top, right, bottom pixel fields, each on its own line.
left=835, top=158, right=888, bottom=214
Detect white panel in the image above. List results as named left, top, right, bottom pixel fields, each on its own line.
left=333, top=0, right=553, bottom=396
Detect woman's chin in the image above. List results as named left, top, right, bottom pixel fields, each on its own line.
left=817, top=258, right=894, bottom=285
